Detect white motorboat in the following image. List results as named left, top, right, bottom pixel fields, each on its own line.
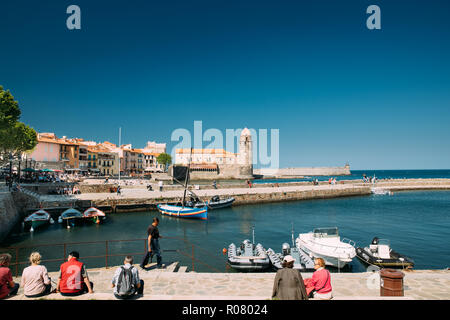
left=371, top=188, right=393, bottom=195
left=296, top=227, right=356, bottom=268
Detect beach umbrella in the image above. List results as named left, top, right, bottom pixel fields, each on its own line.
left=40, top=168, right=54, bottom=172
left=23, top=168, right=36, bottom=172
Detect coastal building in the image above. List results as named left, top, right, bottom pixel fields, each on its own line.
left=29, top=133, right=62, bottom=170
left=86, top=148, right=99, bottom=173
left=172, top=127, right=253, bottom=180
left=143, top=141, right=166, bottom=154
left=30, top=133, right=80, bottom=170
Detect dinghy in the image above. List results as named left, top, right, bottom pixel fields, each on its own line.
left=267, top=226, right=315, bottom=270
left=193, top=196, right=235, bottom=209
left=296, top=227, right=356, bottom=268
left=356, top=237, right=414, bottom=269
left=227, top=227, right=270, bottom=271
left=24, top=209, right=54, bottom=232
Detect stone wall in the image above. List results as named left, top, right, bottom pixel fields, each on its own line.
left=255, top=165, right=351, bottom=177
left=0, top=191, right=21, bottom=242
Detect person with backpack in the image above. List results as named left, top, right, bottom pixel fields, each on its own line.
left=111, top=256, right=144, bottom=299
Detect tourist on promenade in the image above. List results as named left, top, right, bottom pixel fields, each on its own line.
left=140, top=217, right=164, bottom=269
left=56, top=251, right=94, bottom=296
left=246, top=179, right=252, bottom=188
left=213, top=180, right=217, bottom=189
left=0, top=253, right=19, bottom=299
left=272, top=255, right=308, bottom=300
left=117, top=185, right=121, bottom=195
left=20, top=252, right=53, bottom=298
left=158, top=180, right=163, bottom=192
left=303, top=258, right=333, bottom=300
left=112, top=256, right=144, bottom=299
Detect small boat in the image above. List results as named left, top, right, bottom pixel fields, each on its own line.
left=371, top=188, right=393, bottom=195
left=296, top=227, right=356, bottom=269
left=267, top=226, right=315, bottom=270
left=58, top=208, right=83, bottom=228
left=24, top=209, right=54, bottom=232
left=159, top=149, right=208, bottom=220
left=157, top=204, right=208, bottom=220
left=356, top=237, right=414, bottom=269
left=227, top=227, right=270, bottom=271
left=192, top=195, right=235, bottom=209
left=83, top=207, right=106, bottom=224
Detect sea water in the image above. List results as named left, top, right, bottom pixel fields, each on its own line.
left=3, top=190, right=449, bottom=274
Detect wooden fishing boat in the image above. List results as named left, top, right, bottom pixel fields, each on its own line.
left=58, top=208, right=83, bottom=228
left=157, top=148, right=208, bottom=220
left=157, top=204, right=208, bottom=220
left=83, top=207, right=106, bottom=224
left=24, top=209, right=54, bottom=232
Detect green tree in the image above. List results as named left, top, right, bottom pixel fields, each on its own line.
left=0, top=85, right=37, bottom=164
left=0, top=86, right=21, bottom=130
left=156, top=153, right=172, bottom=171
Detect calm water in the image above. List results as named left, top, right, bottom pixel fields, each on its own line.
left=253, top=169, right=450, bottom=184
left=2, top=190, right=450, bottom=274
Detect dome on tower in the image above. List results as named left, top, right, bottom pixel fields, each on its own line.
left=241, top=127, right=251, bottom=137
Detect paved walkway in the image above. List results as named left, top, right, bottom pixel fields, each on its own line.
left=7, top=265, right=450, bottom=300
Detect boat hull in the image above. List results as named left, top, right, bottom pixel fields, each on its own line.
left=157, top=204, right=208, bottom=220
left=356, top=247, right=414, bottom=269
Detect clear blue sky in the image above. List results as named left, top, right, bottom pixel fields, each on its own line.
left=1, top=0, right=449, bottom=169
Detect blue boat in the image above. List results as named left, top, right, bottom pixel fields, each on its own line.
left=156, top=204, right=208, bottom=220
left=58, top=208, right=83, bottom=228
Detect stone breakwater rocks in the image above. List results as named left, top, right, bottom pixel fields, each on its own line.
left=8, top=268, right=450, bottom=300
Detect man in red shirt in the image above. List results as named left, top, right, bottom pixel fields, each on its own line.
left=56, top=251, right=94, bottom=296
left=0, top=253, right=19, bottom=299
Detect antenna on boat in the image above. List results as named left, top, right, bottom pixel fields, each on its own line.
left=252, top=226, right=255, bottom=244
left=291, top=222, right=295, bottom=247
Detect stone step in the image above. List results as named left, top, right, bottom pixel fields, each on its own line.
left=165, top=261, right=179, bottom=272
left=177, top=266, right=188, bottom=273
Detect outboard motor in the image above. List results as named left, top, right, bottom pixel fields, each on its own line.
left=371, top=237, right=379, bottom=245
left=282, top=243, right=291, bottom=255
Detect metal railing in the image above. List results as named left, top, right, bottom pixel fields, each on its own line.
left=1, top=236, right=222, bottom=277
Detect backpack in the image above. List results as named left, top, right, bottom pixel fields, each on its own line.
left=116, top=266, right=135, bottom=296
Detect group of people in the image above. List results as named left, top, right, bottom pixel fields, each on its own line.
left=0, top=251, right=145, bottom=300
left=272, top=256, right=333, bottom=300
left=328, top=177, right=337, bottom=185
left=2, top=217, right=332, bottom=301
left=362, top=174, right=377, bottom=183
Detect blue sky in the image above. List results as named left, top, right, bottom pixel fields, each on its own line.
left=1, top=0, right=449, bottom=169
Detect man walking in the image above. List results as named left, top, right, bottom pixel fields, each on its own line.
left=140, top=217, right=164, bottom=269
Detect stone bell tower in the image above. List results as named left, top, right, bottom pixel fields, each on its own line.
left=238, top=127, right=253, bottom=177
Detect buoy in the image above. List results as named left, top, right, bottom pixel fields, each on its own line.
left=58, top=217, right=63, bottom=224
left=222, top=248, right=227, bottom=254
left=67, top=225, right=71, bottom=229
left=30, top=226, right=34, bottom=232
left=96, top=217, right=100, bottom=224
left=50, top=218, right=55, bottom=224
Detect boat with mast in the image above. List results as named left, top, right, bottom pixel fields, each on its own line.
left=156, top=148, right=208, bottom=220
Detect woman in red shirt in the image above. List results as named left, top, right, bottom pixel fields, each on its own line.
left=304, top=258, right=333, bottom=300
left=0, top=253, right=20, bottom=299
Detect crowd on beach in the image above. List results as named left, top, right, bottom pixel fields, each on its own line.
left=0, top=217, right=332, bottom=301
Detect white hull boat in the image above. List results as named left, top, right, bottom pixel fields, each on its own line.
left=296, top=227, right=356, bottom=269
